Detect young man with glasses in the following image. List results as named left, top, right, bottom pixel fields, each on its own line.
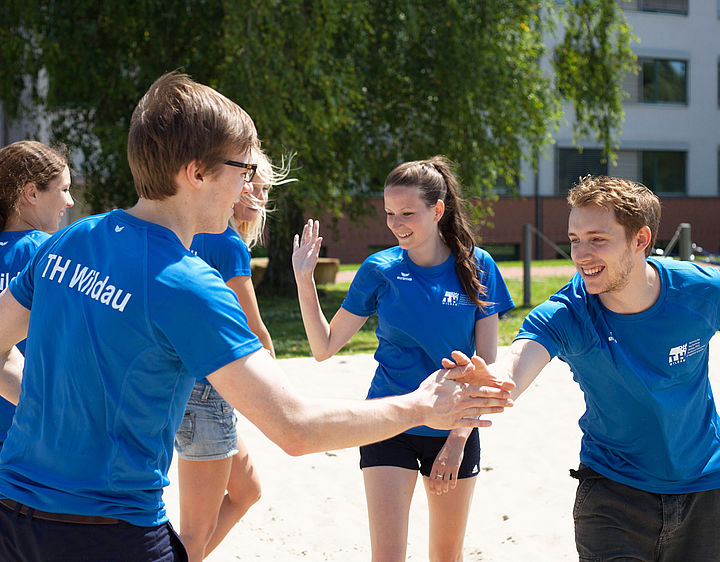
left=0, top=72, right=513, bottom=561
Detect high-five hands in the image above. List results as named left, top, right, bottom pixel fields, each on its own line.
left=292, top=219, right=322, bottom=281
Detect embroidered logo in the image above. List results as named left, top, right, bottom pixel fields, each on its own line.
left=0, top=241, right=8, bottom=246
left=668, top=339, right=703, bottom=366
left=114, top=225, right=125, bottom=233
left=442, top=291, right=460, bottom=306
left=607, top=331, right=617, bottom=343
left=396, top=272, right=413, bottom=282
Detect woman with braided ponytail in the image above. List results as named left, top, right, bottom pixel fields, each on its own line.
left=292, top=155, right=513, bottom=561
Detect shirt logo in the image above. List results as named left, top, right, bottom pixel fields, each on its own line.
left=668, top=339, right=703, bottom=366
left=114, top=225, right=125, bottom=233
left=0, top=241, right=8, bottom=246
left=396, top=272, right=413, bottom=282
left=442, top=291, right=460, bottom=306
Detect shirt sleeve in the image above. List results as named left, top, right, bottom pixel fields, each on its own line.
left=475, top=248, right=514, bottom=321
left=341, top=259, right=381, bottom=317
left=206, top=233, right=252, bottom=281
left=151, top=261, right=263, bottom=381
left=515, top=299, right=572, bottom=360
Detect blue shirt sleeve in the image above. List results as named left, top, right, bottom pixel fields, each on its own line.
left=198, top=230, right=252, bottom=282
left=515, top=298, right=574, bottom=359
left=475, top=248, right=514, bottom=321
left=341, top=258, right=381, bottom=317
left=151, top=261, right=262, bottom=381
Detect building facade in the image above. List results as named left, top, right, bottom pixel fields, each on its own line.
left=323, top=0, right=720, bottom=263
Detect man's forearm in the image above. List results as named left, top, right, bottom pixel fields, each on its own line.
left=0, top=346, right=23, bottom=405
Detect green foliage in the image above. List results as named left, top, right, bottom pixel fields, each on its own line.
left=553, top=0, right=637, bottom=162
left=0, top=0, right=226, bottom=210
left=0, top=1, right=635, bottom=294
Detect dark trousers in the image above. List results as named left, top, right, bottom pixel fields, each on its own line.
left=0, top=499, right=188, bottom=562
left=571, top=464, right=720, bottom=562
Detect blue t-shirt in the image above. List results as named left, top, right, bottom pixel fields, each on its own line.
left=342, top=246, right=514, bottom=436
left=1, top=209, right=262, bottom=526
left=191, top=227, right=252, bottom=385
left=0, top=229, right=51, bottom=446
left=190, top=227, right=251, bottom=282
left=516, top=257, right=720, bottom=494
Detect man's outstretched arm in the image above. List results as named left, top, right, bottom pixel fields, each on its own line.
left=208, top=348, right=514, bottom=457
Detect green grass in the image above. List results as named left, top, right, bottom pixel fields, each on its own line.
left=500, top=276, right=570, bottom=345
left=259, top=267, right=571, bottom=358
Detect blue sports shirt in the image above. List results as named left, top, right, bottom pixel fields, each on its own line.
left=0, top=229, right=51, bottom=446
left=516, top=257, right=720, bottom=493
left=342, top=246, right=514, bottom=436
left=1, top=210, right=262, bottom=525
left=191, top=227, right=252, bottom=384
left=190, top=227, right=251, bottom=282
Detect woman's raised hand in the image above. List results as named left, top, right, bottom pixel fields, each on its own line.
left=292, top=219, right=323, bottom=281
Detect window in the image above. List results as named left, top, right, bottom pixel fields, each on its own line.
left=622, top=0, right=688, bottom=14
left=557, top=148, right=607, bottom=195
left=640, top=58, right=687, bottom=103
left=642, top=151, right=686, bottom=195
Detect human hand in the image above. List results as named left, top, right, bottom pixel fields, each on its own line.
left=442, top=351, right=515, bottom=392
left=292, top=219, right=322, bottom=281
left=415, top=366, right=513, bottom=430
left=427, top=432, right=466, bottom=495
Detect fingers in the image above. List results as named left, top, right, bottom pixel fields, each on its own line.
left=428, top=463, right=458, bottom=495
left=440, top=357, right=456, bottom=369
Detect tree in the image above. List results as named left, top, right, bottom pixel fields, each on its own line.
left=0, top=0, right=635, bottom=295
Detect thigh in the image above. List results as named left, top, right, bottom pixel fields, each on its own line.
left=177, top=456, right=233, bottom=529
left=363, top=466, right=418, bottom=560
left=573, top=473, right=661, bottom=562
left=225, top=435, right=261, bottom=497
left=660, top=488, right=720, bottom=562
left=423, top=476, right=477, bottom=554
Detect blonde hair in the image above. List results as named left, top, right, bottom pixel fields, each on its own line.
left=234, top=148, right=296, bottom=248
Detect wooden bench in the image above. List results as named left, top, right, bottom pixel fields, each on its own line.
left=250, top=257, right=340, bottom=287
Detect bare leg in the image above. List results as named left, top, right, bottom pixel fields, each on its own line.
left=204, top=437, right=261, bottom=556
left=423, top=476, right=477, bottom=562
left=178, top=456, right=232, bottom=562
left=363, top=466, right=418, bottom=562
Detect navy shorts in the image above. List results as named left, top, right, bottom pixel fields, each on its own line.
left=360, top=429, right=480, bottom=478
left=0, top=499, right=188, bottom=561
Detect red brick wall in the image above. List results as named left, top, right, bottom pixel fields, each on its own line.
left=320, top=196, right=720, bottom=263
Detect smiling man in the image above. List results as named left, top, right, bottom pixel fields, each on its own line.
left=0, top=72, right=513, bottom=562
left=448, top=175, right=720, bottom=561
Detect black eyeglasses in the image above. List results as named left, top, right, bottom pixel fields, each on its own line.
left=224, top=160, right=257, bottom=182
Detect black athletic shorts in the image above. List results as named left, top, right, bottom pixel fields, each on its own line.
left=359, top=428, right=480, bottom=478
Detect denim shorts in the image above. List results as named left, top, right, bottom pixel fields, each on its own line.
left=359, top=429, right=480, bottom=478
left=174, top=382, right=238, bottom=461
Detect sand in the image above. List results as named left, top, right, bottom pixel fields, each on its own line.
left=163, top=335, right=720, bottom=561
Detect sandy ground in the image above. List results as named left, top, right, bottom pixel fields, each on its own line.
left=162, top=335, right=720, bottom=561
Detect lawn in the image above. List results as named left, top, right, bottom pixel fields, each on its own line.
left=258, top=265, right=572, bottom=359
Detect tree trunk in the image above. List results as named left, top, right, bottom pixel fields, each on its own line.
left=257, top=191, right=305, bottom=297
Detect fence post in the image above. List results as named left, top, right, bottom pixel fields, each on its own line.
left=678, top=223, right=691, bottom=261
left=523, top=224, right=532, bottom=308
